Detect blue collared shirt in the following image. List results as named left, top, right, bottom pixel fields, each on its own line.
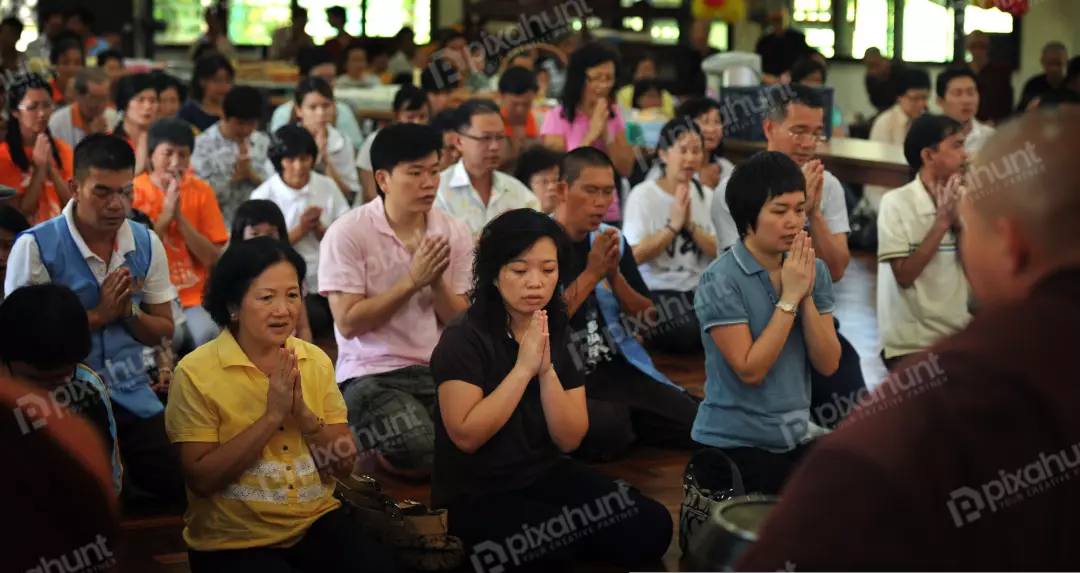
left=692, top=239, right=835, bottom=452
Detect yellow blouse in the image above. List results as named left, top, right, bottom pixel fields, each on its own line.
left=165, top=330, right=349, bottom=551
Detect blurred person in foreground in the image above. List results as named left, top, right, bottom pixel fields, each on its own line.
left=739, top=106, right=1080, bottom=569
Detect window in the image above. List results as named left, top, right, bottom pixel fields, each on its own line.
left=902, top=1, right=1013, bottom=63
left=622, top=17, right=644, bottom=32
left=708, top=22, right=729, bottom=51
left=365, top=0, right=431, bottom=44
left=793, top=0, right=835, bottom=57
left=649, top=18, right=680, bottom=45
left=6, top=0, right=40, bottom=53
left=850, top=0, right=893, bottom=58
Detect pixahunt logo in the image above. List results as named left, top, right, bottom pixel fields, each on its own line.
left=947, top=442, right=1080, bottom=527
left=469, top=480, right=639, bottom=572
left=25, top=534, right=115, bottom=573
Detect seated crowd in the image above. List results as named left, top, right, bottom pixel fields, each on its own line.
left=4, top=24, right=1080, bottom=573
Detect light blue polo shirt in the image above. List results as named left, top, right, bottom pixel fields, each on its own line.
left=692, top=239, right=835, bottom=452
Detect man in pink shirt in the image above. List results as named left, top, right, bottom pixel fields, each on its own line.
left=319, top=123, right=473, bottom=478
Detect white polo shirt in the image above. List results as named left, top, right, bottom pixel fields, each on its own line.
left=250, top=172, right=353, bottom=294
left=435, top=160, right=541, bottom=236
left=4, top=201, right=176, bottom=304
left=965, top=119, right=996, bottom=155
left=712, top=167, right=851, bottom=253
left=876, top=176, right=971, bottom=359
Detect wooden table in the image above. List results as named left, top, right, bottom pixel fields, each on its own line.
left=723, top=138, right=910, bottom=189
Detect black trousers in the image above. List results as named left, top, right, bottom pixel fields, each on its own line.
left=577, top=358, right=700, bottom=462
left=111, top=403, right=187, bottom=507
left=694, top=443, right=813, bottom=496
left=646, top=289, right=704, bottom=355
left=809, top=327, right=868, bottom=430
left=305, top=294, right=335, bottom=341
left=187, top=506, right=397, bottom=573
left=445, top=460, right=671, bottom=572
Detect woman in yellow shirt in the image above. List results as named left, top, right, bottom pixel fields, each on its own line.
left=165, top=238, right=396, bottom=572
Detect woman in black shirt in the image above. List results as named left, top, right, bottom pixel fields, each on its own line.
left=431, top=209, right=673, bottom=571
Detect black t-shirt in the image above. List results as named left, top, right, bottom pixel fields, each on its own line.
left=565, top=235, right=651, bottom=378
left=754, top=30, right=811, bottom=77
left=430, top=312, right=585, bottom=508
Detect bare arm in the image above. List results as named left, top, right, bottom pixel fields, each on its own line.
left=800, top=299, right=840, bottom=376
left=887, top=219, right=950, bottom=289
left=300, top=421, right=357, bottom=481
left=708, top=311, right=797, bottom=386
left=175, top=216, right=223, bottom=268
left=438, top=370, right=532, bottom=453
left=48, top=165, right=72, bottom=205
left=808, top=211, right=850, bottom=281
left=432, top=278, right=468, bottom=324
left=327, top=279, right=417, bottom=339
left=124, top=301, right=176, bottom=347
left=542, top=135, right=567, bottom=152
left=17, top=167, right=47, bottom=220
left=604, top=131, right=635, bottom=177
left=610, top=272, right=653, bottom=316
left=322, top=159, right=354, bottom=203
left=630, top=227, right=677, bottom=264
left=564, top=267, right=604, bottom=317
left=178, top=415, right=281, bottom=497
left=538, top=373, right=588, bottom=452
left=690, top=224, right=718, bottom=259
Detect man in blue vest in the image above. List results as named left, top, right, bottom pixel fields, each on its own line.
left=553, top=147, right=699, bottom=462
left=4, top=133, right=184, bottom=505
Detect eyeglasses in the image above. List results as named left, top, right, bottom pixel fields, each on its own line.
left=788, top=130, right=827, bottom=144
left=459, top=132, right=507, bottom=145
left=17, top=102, right=54, bottom=113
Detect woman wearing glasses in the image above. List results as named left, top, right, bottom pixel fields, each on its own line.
left=434, top=99, right=540, bottom=238
left=0, top=73, right=73, bottom=224
left=540, top=43, right=634, bottom=225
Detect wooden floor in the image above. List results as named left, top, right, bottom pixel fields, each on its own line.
left=116, top=253, right=884, bottom=573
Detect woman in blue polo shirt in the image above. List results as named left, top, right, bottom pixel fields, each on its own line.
left=693, top=151, right=841, bottom=495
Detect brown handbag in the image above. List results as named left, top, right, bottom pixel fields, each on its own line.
left=334, top=473, right=465, bottom=571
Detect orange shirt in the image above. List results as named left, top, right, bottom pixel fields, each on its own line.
left=503, top=109, right=538, bottom=138
left=49, top=78, right=65, bottom=104
left=132, top=172, right=229, bottom=308
left=0, top=139, right=74, bottom=224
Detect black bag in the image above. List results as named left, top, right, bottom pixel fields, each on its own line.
left=678, top=447, right=746, bottom=556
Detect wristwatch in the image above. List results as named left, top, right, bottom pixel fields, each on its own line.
left=775, top=300, right=798, bottom=315
left=124, top=301, right=142, bottom=321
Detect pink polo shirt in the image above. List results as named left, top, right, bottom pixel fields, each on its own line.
left=540, top=104, right=625, bottom=222
left=318, top=198, right=474, bottom=383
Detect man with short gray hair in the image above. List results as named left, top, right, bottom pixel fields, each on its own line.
left=48, top=67, right=118, bottom=148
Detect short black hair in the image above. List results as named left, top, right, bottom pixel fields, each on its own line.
left=453, top=98, right=501, bottom=131
left=190, top=53, right=234, bottom=102
left=326, top=6, right=347, bottom=20
left=96, top=49, right=123, bottom=68
left=0, top=17, right=24, bottom=36
left=49, top=35, right=84, bottom=66
left=128, top=207, right=153, bottom=228
left=147, top=117, right=195, bottom=157
left=514, top=146, right=562, bottom=188
left=676, top=96, right=722, bottom=120
left=440, top=29, right=467, bottom=47
left=202, top=238, right=307, bottom=328
left=65, top=7, right=94, bottom=26
left=559, top=146, right=616, bottom=186
left=429, top=108, right=461, bottom=138
left=73, top=133, right=136, bottom=179
left=342, top=42, right=367, bottom=63
left=38, top=7, right=62, bottom=28
left=936, top=67, right=978, bottom=99
left=268, top=124, right=318, bottom=175
left=370, top=123, right=442, bottom=189
left=498, top=66, right=538, bottom=95
left=392, top=83, right=429, bottom=113
left=151, top=70, right=186, bottom=101
left=1038, top=88, right=1080, bottom=109
left=0, top=284, right=91, bottom=370
left=421, top=58, right=461, bottom=94
left=725, top=151, right=806, bottom=238
left=0, top=204, right=29, bottom=235
left=231, top=199, right=289, bottom=245
left=903, top=114, right=964, bottom=171
left=897, top=68, right=931, bottom=94
left=790, top=57, right=827, bottom=84
left=764, top=83, right=824, bottom=123
left=293, top=76, right=334, bottom=108
left=114, top=72, right=157, bottom=116
left=631, top=79, right=662, bottom=108
left=297, top=47, right=336, bottom=77
left=390, top=72, right=414, bottom=86
left=223, top=85, right=264, bottom=120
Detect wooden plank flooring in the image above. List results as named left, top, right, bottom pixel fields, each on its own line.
left=116, top=254, right=884, bottom=573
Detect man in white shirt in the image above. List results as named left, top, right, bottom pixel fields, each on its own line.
left=936, top=68, right=996, bottom=155
left=864, top=69, right=931, bottom=211
left=877, top=114, right=971, bottom=371
left=251, top=124, right=351, bottom=340
left=48, top=68, right=119, bottom=149
left=4, top=133, right=184, bottom=505
left=435, top=99, right=540, bottom=236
